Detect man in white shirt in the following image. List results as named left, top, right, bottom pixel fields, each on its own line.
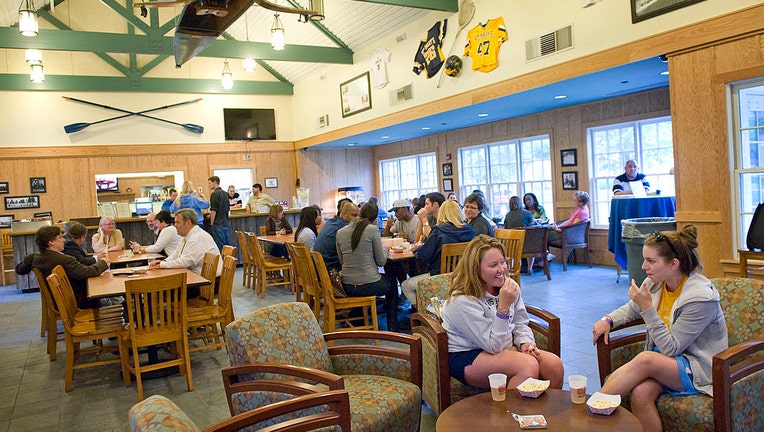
left=246, top=183, right=276, bottom=213
left=383, top=199, right=420, bottom=242
left=150, top=208, right=220, bottom=277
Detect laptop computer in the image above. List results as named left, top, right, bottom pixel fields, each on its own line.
left=135, top=201, right=153, bottom=216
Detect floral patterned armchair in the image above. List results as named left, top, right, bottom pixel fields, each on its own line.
left=225, top=301, right=422, bottom=432
left=596, top=277, right=764, bottom=432
left=411, top=273, right=561, bottom=416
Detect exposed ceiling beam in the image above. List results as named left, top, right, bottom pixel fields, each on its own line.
left=0, top=74, right=294, bottom=95
left=0, top=28, right=354, bottom=64
left=352, top=0, right=458, bottom=12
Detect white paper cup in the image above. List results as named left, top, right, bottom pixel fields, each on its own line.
left=569, top=375, right=587, bottom=404
left=488, top=373, right=507, bottom=402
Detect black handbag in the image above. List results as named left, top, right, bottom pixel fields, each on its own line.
left=747, top=203, right=764, bottom=251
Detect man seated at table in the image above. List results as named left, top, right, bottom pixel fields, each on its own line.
left=16, top=225, right=110, bottom=309
left=145, top=212, right=159, bottom=241
left=314, top=199, right=358, bottom=272
left=91, top=217, right=124, bottom=253
left=149, top=208, right=220, bottom=298
left=64, top=221, right=99, bottom=265
left=246, top=183, right=276, bottom=213
left=129, top=210, right=182, bottom=257
left=382, top=198, right=420, bottom=288
left=613, top=160, right=650, bottom=195
left=414, top=192, right=446, bottom=243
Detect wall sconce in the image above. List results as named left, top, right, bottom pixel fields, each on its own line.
left=221, top=59, right=233, bottom=89
left=242, top=58, right=257, bottom=72
left=271, top=13, right=285, bottom=50
left=18, top=0, right=39, bottom=37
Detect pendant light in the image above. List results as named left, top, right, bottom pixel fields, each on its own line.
left=221, top=59, right=233, bottom=89
left=18, top=0, right=39, bottom=37
left=26, top=48, right=44, bottom=83
left=242, top=13, right=256, bottom=72
left=309, top=0, right=324, bottom=21
left=271, top=13, right=285, bottom=50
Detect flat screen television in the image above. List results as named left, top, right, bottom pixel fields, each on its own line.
left=95, top=175, right=119, bottom=192
left=224, top=108, right=277, bottom=141
left=135, top=201, right=153, bottom=216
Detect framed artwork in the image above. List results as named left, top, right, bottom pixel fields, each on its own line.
left=264, top=177, right=278, bottom=188
left=0, top=182, right=8, bottom=194
left=443, top=178, right=453, bottom=192
left=30, top=177, right=46, bottom=193
left=340, top=72, right=372, bottom=118
left=562, top=172, right=578, bottom=190
left=631, top=0, right=705, bottom=23
left=0, top=214, right=14, bottom=228
left=442, top=163, right=453, bottom=176
left=561, top=149, right=577, bottom=167
left=5, top=195, right=40, bottom=210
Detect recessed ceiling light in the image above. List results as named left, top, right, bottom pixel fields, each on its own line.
left=660, top=71, right=669, bottom=76
left=477, top=113, right=488, bottom=117
left=554, top=95, right=567, bottom=99
left=421, top=127, right=430, bottom=130
left=381, top=135, right=389, bottom=139
left=347, top=143, right=355, bottom=146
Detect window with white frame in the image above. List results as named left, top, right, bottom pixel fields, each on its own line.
left=379, top=153, right=438, bottom=210
left=587, top=117, right=675, bottom=228
left=730, top=79, right=764, bottom=251
left=458, top=135, right=553, bottom=221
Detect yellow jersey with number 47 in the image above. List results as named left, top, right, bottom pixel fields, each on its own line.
left=464, top=17, right=508, bottom=73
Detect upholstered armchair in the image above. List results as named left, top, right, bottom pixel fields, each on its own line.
left=596, top=277, right=764, bottom=432
left=548, top=220, right=591, bottom=271
left=411, top=273, right=561, bottom=416
left=225, top=301, right=422, bottom=432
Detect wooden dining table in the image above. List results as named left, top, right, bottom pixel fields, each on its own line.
left=106, top=250, right=164, bottom=268
left=257, top=234, right=296, bottom=245
left=87, top=267, right=209, bottom=299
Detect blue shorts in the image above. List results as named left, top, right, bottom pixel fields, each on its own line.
left=448, top=349, right=482, bottom=383
left=652, top=346, right=700, bottom=395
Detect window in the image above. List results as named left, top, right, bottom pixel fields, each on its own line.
left=379, top=153, right=437, bottom=210
left=587, top=117, right=675, bottom=228
left=730, top=79, right=764, bottom=251
left=458, top=135, right=553, bottom=221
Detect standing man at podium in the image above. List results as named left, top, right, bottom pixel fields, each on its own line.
left=613, top=160, right=650, bottom=196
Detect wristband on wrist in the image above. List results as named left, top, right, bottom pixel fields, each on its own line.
left=601, top=316, right=613, bottom=328
left=496, top=307, right=510, bottom=319
left=496, top=311, right=510, bottom=319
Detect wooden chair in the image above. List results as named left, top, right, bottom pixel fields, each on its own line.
left=189, top=252, right=219, bottom=307
left=248, top=232, right=292, bottom=298
left=235, top=231, right=255, bottom=289
left=45, top=270, right=124, bottom=392
left=495, top=228, right=525, bottom=285
left=286, top=242, right=320, bottom=308
left=311, top=250, right=378, bottom=332
left=258, top=225, right=266, bottom=236
left=221, top=245, right=236, bottom=258
left=0, top=228, right=14, bottom=286
left=596, top=277, right=764, bottom=431
left=187, top=255, right=237, bottom=352
left=440, top=241, right=470, bottom=274
left=737, top=248, right=764, bottom=277
left=521, top=226, right=551, bottom=280
left=411, top=273, right=561, bottom=416
left=119, top=272, right=193, bottom=400
left=548, top=220, right=591, bottom=271
left=224, top=302, right=421, bottom=432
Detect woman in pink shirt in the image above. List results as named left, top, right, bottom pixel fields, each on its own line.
left=547, top=191, right=589, bottom=244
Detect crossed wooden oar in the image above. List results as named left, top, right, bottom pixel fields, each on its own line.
left=63, top=96, right=204, bottom=134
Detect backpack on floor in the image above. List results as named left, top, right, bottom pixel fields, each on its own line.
left=747, top=202, right=764, bottom=251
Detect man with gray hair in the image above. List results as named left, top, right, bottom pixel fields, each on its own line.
left=150, top=208, right=220, bottom=280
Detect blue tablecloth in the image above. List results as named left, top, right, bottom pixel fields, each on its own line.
left=607, top=196, right=676, bottom=268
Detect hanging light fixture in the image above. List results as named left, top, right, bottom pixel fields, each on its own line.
left=309, top=0, right=324, bottom=21
left=221, top=59, right=233, bottom=89
left=242, top=13, right=256, bottom=72
left=25, top=48, right=44, bottom=83
left=271, top=13, right=285, bottom=50
left=25, top=48, right=42, bottom=63
left=18, top=0, right=39, bottom=37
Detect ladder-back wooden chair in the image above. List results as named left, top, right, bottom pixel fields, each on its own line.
left=0, top=228, right=14, bottom=286
left=235, top=231, right=255, bottom=289
left=440, top=242, right=470, bottom=274
left=248, top=232, right=292, bottom=299
left=495, top=228, right=526, bottom=285
left=187, top=255, right=237, bottom=352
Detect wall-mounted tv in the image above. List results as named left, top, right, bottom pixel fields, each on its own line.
left=95, top=175, right=119, bottom=192
left=223, top=108, right=276, bottom=141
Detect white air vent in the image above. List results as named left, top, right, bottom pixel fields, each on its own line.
left=526, top=26, right=573, bottom=61
left=389, top=84, right=413, bottom=106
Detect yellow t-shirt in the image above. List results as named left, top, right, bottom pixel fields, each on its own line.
left=656, top=276, right=688, bottom=329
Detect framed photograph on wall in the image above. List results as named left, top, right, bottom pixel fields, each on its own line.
left=5, top=195, right=40, bottom=210
left=0, top=214, right=14, bottom=228
left=442, top=163, right=453, bottom=176
left=562, top=172, right=578, bottom=190
left=0, top=182, right=8, bottom=194
left=340, top=72, right=372, bottom=118
left=560, top=149, right=577, bottom=167
left=631, top=0, right=705, bottom=23
left=264, top=177, right=278, bottom=188
left=443, top=178, right=453, bottom=192
left=30, top=177, right=46, bottom=193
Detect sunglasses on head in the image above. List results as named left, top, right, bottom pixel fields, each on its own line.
left=651, top=231, right=679, bottom=258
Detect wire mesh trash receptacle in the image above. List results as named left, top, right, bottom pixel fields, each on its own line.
left=621, top=217, right=677, bottom=284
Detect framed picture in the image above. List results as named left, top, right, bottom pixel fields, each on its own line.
left=0, top=214, right=14, bottom=228
left=340, top=72, right=372, bottom=118
left=560, top=149, right=577, bottom=167
left=562, top=172, right=578, bottom=190
left=30, top=177, right=46, bottom=193
left=631, top=0, right=705, bottom=23
left=264, top=177, right=278, bottom=188
left=0, top=182, right=8, bottom=194
left=442, top=163, right=453, bottom=177
left=5, top=195, right=40, bottom=210
left=443, top=178, right=453, bottom=192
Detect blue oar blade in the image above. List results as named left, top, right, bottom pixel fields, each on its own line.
left=64, top=122, right=90, bottom=133
left=183, top=123, right=204, bottom=134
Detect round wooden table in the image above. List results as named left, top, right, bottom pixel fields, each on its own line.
left=436, top=389, right=643, bottom=432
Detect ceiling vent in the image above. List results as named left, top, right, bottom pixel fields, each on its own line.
left=389, top=84, right=413, bottom=106
left=526, top=26, right=573, bottom=61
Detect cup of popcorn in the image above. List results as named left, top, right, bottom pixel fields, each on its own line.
left=517, top=377, right=550, bottom=398
left=586, top=392, right=621, bottom=415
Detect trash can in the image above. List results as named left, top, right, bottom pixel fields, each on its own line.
left=621, top=217, right=677, bottom=284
